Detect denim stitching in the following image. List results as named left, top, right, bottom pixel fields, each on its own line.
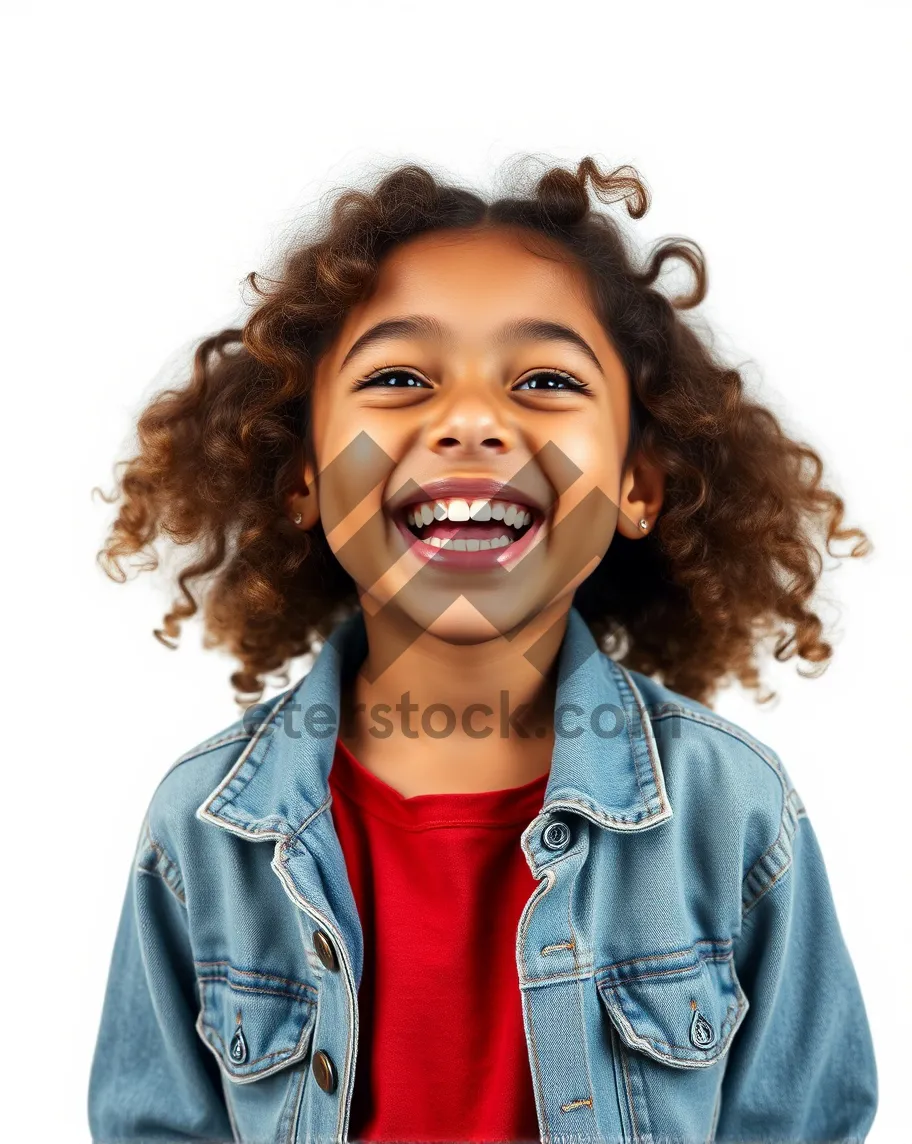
left=518, top=870, right=556, bottom=981
left=741, top=786, right=804, bottom=916
left=594, top=938, right=733, bottom=978
left=615, top=663, right=668, bottom=815
left=195, top=961, right=318, bottom=1082
left=196, top=688, right=299, bottom=835
left=611, top=663, right=651, bottom=810
left=526, top=988, right=551, bottom=1142
left=541, top=795, right=664, bottom=830
left=157, top=728, right=256, bottom=797
left=521, top=875, right=599, bottom=984
left=566, top=862, right=580, bottom=973
left=174, top=731, right=254, bottom=768
left=201, top=1017, right=314, bottom=1073
left=288, top=797, right=334, bottom=847
left=194, top=960, right=318, bottom=996
left=135, top=865, right=186, bottom=906
left=270, top=838, right=356, bottom=1144
left=595, top=950, right=735, bottom=986
left=599, top=951, right=747, bottom=1062
left=565, top=850, right=597, bottom=1120
left=197, top=974, right=318, bottom=1003
left=611, top=997, right=744, bottom=1059
left=647, top=703, right=808, bottom=925
left=603, top=987, right=743, bottom=1056
left=542, top=941, right=576, bottom=955
left=616, top=1029, right=640, bottom=1142
left=647, top=705, right=790, bottom=788
left=570, top=975, right=597, bottom=1122
left=516, top=872, right=553, bottom=1140
left=523, top=964, right=603, bottom=986
left=136, top=819, right=187, bottom=905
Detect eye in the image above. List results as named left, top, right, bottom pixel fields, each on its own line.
left=352, top=367, right=432, bottom=391
left=351, top=365, right=592, bottom=394
left=514, top=369, right=592, bottom=394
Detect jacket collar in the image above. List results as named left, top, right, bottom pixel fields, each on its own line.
left=196, top=605, right=673, bottom=839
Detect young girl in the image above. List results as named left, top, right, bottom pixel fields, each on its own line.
left=88, top=157, right=878, bottom=1144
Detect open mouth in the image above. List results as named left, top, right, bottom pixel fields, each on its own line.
left=391, top=495, right=545, bottom=566
left=403, top=497, right=538, bottom=549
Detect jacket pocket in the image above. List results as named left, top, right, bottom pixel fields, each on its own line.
left=595, top=939, right=749, bottom=1070
left=194, top=960, right=318, bottom=1084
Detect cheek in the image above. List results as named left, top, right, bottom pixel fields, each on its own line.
left=310, top=413, right=399, bottom=540
left=544, top=432, right=621, bottom=536
left=535, top=437, right=619, bottom=605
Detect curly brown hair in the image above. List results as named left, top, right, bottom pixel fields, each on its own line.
left=94, top=155, right=871, bottom=709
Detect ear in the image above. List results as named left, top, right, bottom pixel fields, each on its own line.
left=616, top=449, right=665, bottom=540
left=285, top=455, right=320, bottom=531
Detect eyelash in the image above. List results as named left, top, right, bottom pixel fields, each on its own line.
left=351, top=365, right=593, bottom=394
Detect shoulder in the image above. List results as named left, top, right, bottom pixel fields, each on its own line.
left=140, top=689, right=292, bottom=864
left=624, top=664, right=797, bottom=803
left=622, top=664, right=804, bottom=888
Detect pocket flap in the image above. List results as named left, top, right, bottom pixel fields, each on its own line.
left=596, top=941, right=749, bottom=1069
left=194, top=961, right=318, bottom=1084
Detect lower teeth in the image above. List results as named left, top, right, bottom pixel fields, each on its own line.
left=426, top=536, right=513, bottom=551
left=405, top=518, right=535, bottom=551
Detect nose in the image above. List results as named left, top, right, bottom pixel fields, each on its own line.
left=424, top=388, right=519, bottom=458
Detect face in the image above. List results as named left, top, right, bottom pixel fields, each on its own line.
left=291, top=224, right=663, bottom=644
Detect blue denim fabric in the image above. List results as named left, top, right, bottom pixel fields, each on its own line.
left=88, top=605, right=878, bottom=1143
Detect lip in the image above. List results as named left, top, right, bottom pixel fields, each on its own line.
left=392, top=509, right=546, bottom=570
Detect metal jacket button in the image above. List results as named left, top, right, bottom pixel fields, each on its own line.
left=541, top=818, right=571, bottom=851
left=312, top=1050, right=337, bottom=1093
left=313, top=929, right=339, bottom=971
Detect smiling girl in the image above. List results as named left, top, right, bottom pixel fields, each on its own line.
left=88, top=157, right=878, bottom=1144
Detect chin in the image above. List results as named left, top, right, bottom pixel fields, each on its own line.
left=395, top=595, right=547, bottom=648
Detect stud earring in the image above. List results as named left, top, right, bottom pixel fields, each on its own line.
left=639, top=518, right=649, bottom=531
left=293, top=512, right=302, bottom=525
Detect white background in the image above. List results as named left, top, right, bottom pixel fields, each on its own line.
left=3, top=2, right=909, bottom=1141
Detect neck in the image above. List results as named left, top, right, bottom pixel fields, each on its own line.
left=338, top=602, right=571, bottom=796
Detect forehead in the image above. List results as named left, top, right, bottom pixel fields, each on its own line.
left=331, top=225, right=601, bottom=352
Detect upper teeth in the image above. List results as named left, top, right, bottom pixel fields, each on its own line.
left=405, top=498, right=534, bottom=529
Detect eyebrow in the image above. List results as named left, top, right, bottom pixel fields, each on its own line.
left=338, top=314, right=605, bottom=375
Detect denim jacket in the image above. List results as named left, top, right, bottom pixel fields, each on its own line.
left=88, top=605, right=878, bottom=1144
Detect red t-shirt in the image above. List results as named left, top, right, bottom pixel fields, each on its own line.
left=328, top=735, right=549, bottom=1144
